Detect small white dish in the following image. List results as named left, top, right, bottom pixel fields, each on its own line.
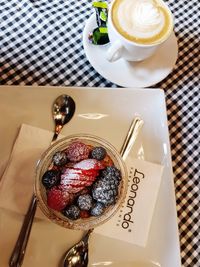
left=83, top=14, right=178, bottom=88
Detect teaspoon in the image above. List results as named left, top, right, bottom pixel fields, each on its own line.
left=62, top=229, right=93, bottom=267
left=9, top=94, right=76, bottom=267
left=62, top=117, right=144, bottom=267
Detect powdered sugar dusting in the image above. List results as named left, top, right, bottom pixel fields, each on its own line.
left=60, top=167, right=98, bottom=193
left=73, top=159, right=104, bottom=170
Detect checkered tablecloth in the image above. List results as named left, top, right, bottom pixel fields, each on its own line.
left=0, top=0, right=200, bottom=266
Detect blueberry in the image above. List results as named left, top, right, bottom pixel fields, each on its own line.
left=42, top=170, right=60, bottom=189
left=77, top=194, right=93, bottom=211
left=91, top=147, right=107, bottom=160
left=90, top=202, right=105, bottom=216
left=52, top=151, right=68, bottom=166
left=62, top=205, right=80, bottom=220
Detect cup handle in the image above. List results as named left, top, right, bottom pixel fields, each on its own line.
left=106, top=41, right=123, bottom=62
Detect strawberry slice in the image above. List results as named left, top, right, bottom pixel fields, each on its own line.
left=59, top=182, right=87, bottom=194
left=61, top=168, right=82, bottom=179
left=60, top=167, right=99, bottom=194
left=73, top=159, right=105, bottom=170
left=61, top=168, right=98, bottom=180
left=47, top=187, right=71, bottom=211
left=59, top=183, right=84, bottom=194
left=80, top=169, right=99, bottom=177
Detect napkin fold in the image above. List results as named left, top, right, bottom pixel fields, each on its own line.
left=0, top=124, right=163, bottom=247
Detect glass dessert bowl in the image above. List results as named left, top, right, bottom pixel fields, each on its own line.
left=35, top=134, right=127, bottom=230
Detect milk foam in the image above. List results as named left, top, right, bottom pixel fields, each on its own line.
left=117, top=0, right=166, bottom=39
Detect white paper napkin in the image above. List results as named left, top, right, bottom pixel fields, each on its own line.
left=95, top=158, right=163, bottom=247
left=0, top=124, right=58, bottom=219
left=0, top=124, right=163, bottom=247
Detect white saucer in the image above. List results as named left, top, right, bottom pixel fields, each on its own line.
left=83, top=14, right=178, bottom=88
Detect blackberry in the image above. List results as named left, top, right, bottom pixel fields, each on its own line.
left=42, top=170, right=60, bottom=189
left=77, top=194, right=93, bottom=211
left=52, top=151, right=68, bottom=166
left=102, top=176, right=120, bottom=188
left=62, top=205, right=80, bottom=220
left=91, top=147, right=107, bottom=160
left=90, top=202, right=105, bottom=216
left=92, top=179, right=118, bottom=206
left=101, top=166, right=122, bottom=181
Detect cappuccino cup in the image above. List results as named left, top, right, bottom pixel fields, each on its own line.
left=106, top=0, right=174, bottom=62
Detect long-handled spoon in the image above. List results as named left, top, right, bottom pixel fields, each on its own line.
left=62, top=117, right=144, bottom=267
left=9, top=94, right=76, bottom=267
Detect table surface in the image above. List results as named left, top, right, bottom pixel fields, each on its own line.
left=0, top=0, right=200, bottom=266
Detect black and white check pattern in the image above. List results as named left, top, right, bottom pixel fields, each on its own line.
left=0, top=0, right=114, bottom=87
left=0, top=0, right=200, bottom=266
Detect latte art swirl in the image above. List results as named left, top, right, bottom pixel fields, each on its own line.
left=131, top=2, right=163, bottom=30
left=112, top=0, right=173, bottom=44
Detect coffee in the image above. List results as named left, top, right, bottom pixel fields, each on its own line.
left=111, top=0, right=173, bottom=45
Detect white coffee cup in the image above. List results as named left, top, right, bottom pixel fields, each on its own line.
left=106, top=0, right=174, bottom=62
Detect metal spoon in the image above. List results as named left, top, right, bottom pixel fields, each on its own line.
left=62, top=229, right=93, bottom=267
left=62, top=117, right=144, bottom=267
left=9, top=94, right=76, bottom=267
left=52, top=94, right=76, bottom=142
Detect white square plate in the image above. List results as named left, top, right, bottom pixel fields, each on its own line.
left=0, top=86, right=181, bottom=267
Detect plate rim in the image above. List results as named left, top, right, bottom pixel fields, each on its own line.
left=0, top=85, right=181, bottom=267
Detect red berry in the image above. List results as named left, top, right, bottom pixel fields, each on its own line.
left=80, top=210, right=90, bottom=218
left=47, top=187, right=71, bottom=211
left=65, top=142, right=90, bottom=162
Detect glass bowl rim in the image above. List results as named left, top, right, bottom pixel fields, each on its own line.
left=34, top=133, right=128, bottom=230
